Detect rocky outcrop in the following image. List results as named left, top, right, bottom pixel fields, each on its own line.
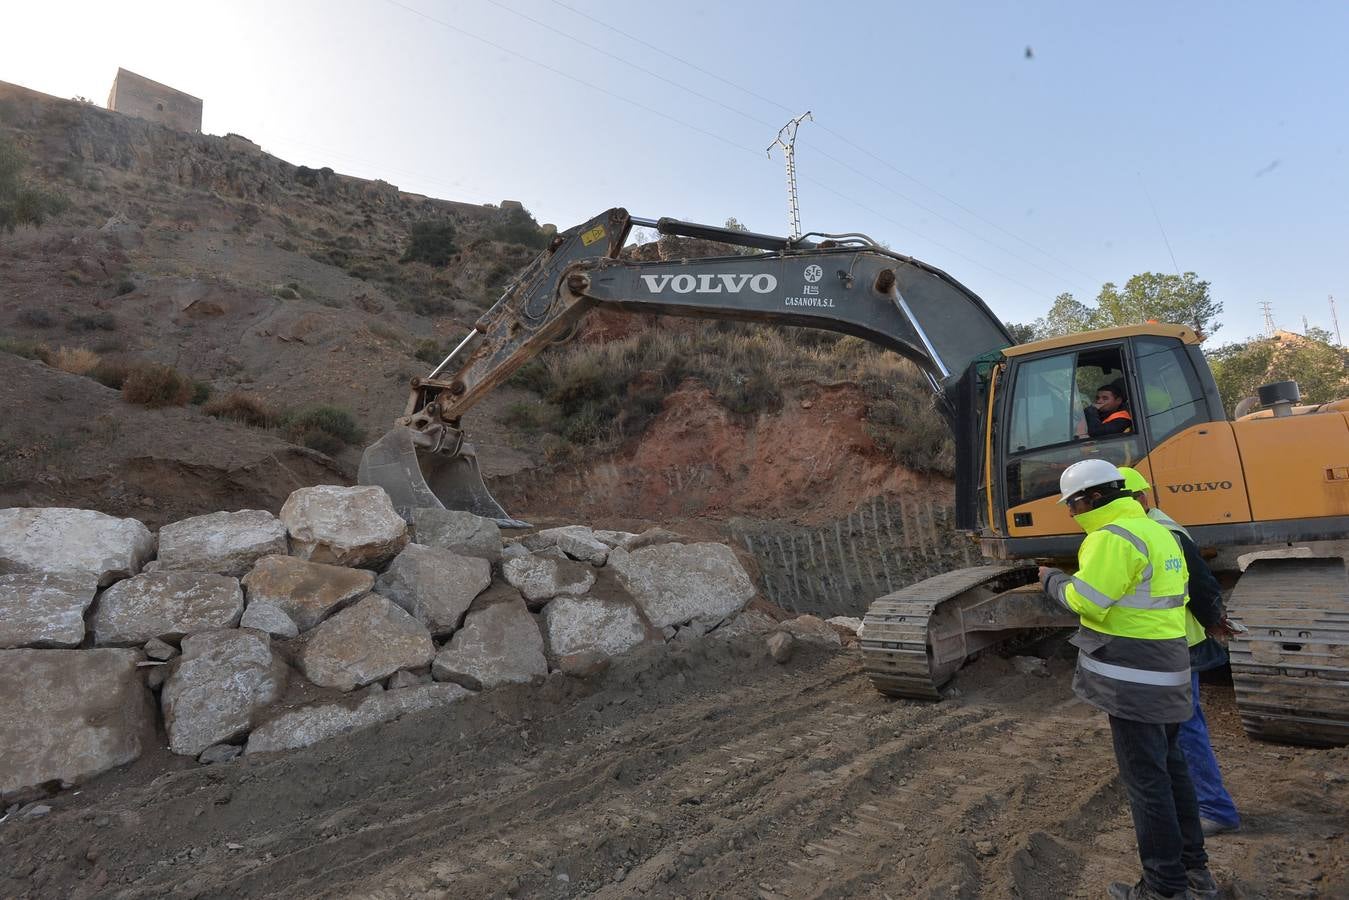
left=375, top=544, right=490, bottom=636
left=161, top=630, right=288, bottom=756
left=409, top=508, right=502, bottom=562
left=155, top=509, right=288, bottom=576
left=607, top=542, right=756, bottom=629
left=299, top=594, right=435, bottom=691
left=0, top=648, right=153, bottom=800
left=431, top=598, right=547, bottom=690
left=526, top=525, right=611, bottom=565
left=0, top=574, right=96, bottom=648
left=91, top=572, right=244, bottom=646
left=279, top=485, right=408, bottom=567
left=502, top=554, right=595, bottom=608
left=246, top=683, right=472, bottom=754
left=540, top=595, right=649, bottom=661
left=0, top=507, right=154, bottom=586
left=240, top=554, right=374, bottom=632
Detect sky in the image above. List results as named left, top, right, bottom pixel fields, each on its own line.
left=5, top=0, right=1347, bottom=346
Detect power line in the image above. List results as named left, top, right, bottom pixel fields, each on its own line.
left=480, top=0, right=1088, bottom=292
left=1138, top=171, right=1182, bottom=277
left=546, top=0, right=1103, bottom=286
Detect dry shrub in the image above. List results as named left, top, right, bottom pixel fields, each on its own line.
left=121, top=363, right=191, bottom=408
left=51, top=346, right=100, bottom=376
left=202, top=391, right=279, bottom=428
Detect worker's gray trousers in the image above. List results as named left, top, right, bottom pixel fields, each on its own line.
left=1108, top=716, right=1209, bottom=895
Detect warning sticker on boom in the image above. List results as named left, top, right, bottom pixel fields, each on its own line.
left=580, top=225, right=606, bottom=246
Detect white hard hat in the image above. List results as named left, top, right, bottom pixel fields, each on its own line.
left=1058, top=459, right=1125, bottom=503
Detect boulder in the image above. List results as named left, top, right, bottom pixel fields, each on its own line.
left=279, top=485, right=408, bottom=567
left=431, top=598, right=547, bottom=690
left=241, top=554, right=374, bottom=632
left=375, top=544, right=491, bottom=636
left=199, top=744, right=242, bottom=765
left=161, top=629, right=288, bottom=756
left=143, top=637, right=178, bottom=661
left=0, top=574, right=96, bottom=648
left=620, top=528, right=687, bottom=552
left=780, top=614, right=843, bottom=648
left=826, top=616, right=864, bottom=637
left=592, top=529, right=638, bottom=549
left=155, top=509, right=288, bottom=577
left=409, top=508, right=502, bottom=562
left=0, top=649, right=154, bottom=800
left=246, top=683, right=472, bottom=754
left=502, top=554, right=595, bottom=608
left=501, top=541, right=530, bottom=562
left=606, top=543, right=756, bottom=629
left=539, top=526, right=611, bottom=564
left=711, top=610, right=779, bottom=640
left=540, top=595, right=648, bottom=661
left=0, top=507, right=155, bottom=587
left=91, top=572, right=244, bottom=646
left=300, top=594, right=434, bottom=691
left=239, top=601, right=299, bottom=639
left=767, top=630, right=795, bottom=663
left=387, top=668, right=432, bottom=689
left=557, top=649, right=611, bottom=678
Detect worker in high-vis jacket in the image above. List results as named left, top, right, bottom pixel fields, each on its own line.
left=1118, top=467, right=1242, bottom=837
left=1038, top=459, right=1218, bottom=900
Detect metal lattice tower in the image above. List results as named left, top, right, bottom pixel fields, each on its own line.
left=1260, top=300, right=1276, bottom=338
left=767, top=111, right=813, bottom=240
left=1331, top=295, right=1343, bottom=346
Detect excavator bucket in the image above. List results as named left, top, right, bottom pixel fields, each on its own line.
left=358, top=427, right=529, bottom=528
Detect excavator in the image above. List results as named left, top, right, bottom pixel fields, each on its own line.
left=360, top=208, right=1349, bottom=748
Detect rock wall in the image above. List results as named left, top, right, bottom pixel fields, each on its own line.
left=0, top=486, right=778, bottom=803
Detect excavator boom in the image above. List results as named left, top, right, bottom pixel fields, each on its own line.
left=360, top=208, right=1011, bottom=523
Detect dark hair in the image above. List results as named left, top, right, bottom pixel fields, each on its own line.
left=1097, top=382, right=1127, bottom=402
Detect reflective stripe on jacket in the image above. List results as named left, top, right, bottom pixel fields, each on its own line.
left=1042, top=496, right=1192, bottom=723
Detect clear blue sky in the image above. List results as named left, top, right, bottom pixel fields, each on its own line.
left=7, top=1, right=1347, bottom=345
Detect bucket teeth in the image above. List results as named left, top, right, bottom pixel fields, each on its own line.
left=358, top=427, right=529, bottom=528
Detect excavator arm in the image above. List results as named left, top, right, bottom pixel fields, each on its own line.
left=360, top=208, right=1012, bottom=524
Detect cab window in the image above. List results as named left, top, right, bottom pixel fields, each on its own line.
left=1136, top=337, right=1208, bottom=443
left=1004, top=346, right=1145, bottom=507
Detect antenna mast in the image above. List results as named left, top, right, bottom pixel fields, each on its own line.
left=767, top=111, right=813, bottom=240
left=1331, top=295, right=1343, bottom=346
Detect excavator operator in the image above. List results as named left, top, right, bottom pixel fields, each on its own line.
left=1079, top=381, right=1133, bottom=438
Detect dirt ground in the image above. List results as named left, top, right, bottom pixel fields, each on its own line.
left=2, top=637, right=1343, bottom=899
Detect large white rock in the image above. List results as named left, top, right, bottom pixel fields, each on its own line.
left=155, top=509, right=288, bottom=577
left=534, top=525, right=611, bottom=565
left=300, top=594, right=435, bottom=691
left=501, top=554, right=595, bottom=609
left=246, top=682, right=472, bottom=754
left=241, top=554, right=374, bottom=632
left=540, top=595, right=648, bottom=661
left=409, top=508, right=503, bottom=562
left=279, top=485, right=408, bottom=567
left=431, top=597, right=547, bottom=689
left=0, top=649, right=154, bottom=800
left=0, top=573, right=96, bottom=648
left=161, top=630, right=288, bottom=756
left=375, top=544, right=490, bottom=636
left=91, top=572, right=244, bottom=646
left=0, top=507, right=155, bottom=587
left=606, top=542, right=757, bottom=629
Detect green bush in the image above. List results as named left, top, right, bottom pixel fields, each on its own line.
left=190, top=380, right=212, bottom=405
left=414, top=340, right=443, bottom=365
left=121, top=363, right=191, bottom=408
left=488, top=207, right=548, bottom=249
left=114, top=278, right=136, bottom=296
left=401, top=220, right=458, bottom=266
left=1, top=135, right=68, bottom=233
left=282, top=405, right=364, bottom=449
left=89, top=357, right=134, bottom=389
left=17, top=308, right=54, bottom=328
left=0, top=336, right=47, bottom=359
left=202, top=392, right=279, bottom=427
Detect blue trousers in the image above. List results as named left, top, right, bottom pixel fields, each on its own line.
left=1178, top=671, right=1241, bottom=828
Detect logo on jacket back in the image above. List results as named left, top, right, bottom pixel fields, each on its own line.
left=639, top=273, right=778, bottom=294
left=1164, top=557, right=1184, bottom=573
left=1166, top=481, right=1233, bottom=493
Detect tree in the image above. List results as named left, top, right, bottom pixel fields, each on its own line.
left=1004, top=322, right=1038, bottom=344
left=0, top=135, right=66, bottom=234
left=1207, top=331, right=1349, bottom=415
left=723, top=217, right=757, bottom=256
left=400, top=220, right=458, bottom=266
left=1027, top=273, right=1223, bottom=341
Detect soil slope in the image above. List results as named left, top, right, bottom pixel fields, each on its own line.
left=2, top=640, right=1341, bottom=899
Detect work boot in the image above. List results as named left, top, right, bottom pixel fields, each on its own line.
left=1186, top=868, right=1219, bottom=900
left=1106, top=879, right=1189, bottom=899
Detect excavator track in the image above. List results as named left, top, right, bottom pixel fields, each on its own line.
left=1227, top=556, right=1349, bottom=747
left=861, top=565, right=1069, bottom=700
